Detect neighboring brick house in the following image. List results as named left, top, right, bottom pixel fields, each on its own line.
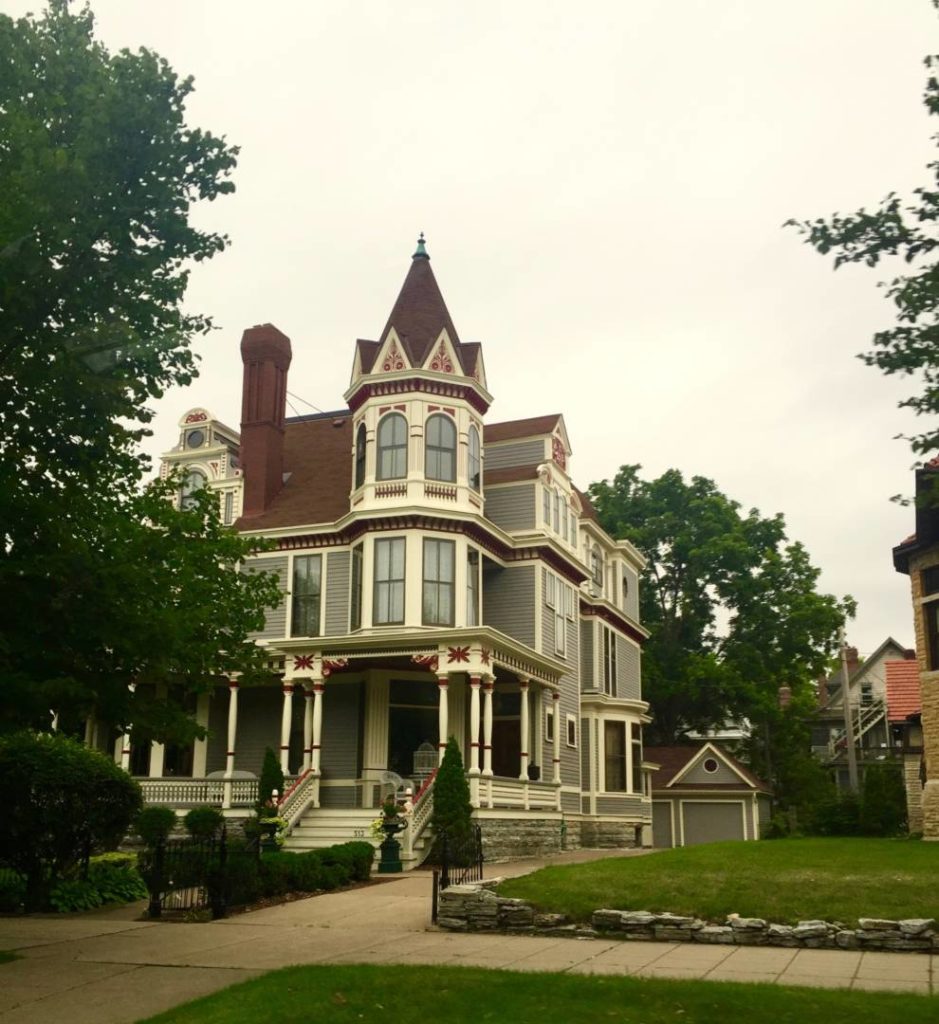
left=645, top=743, right=772, bottom=847
left=893, top=458, right=939, bottom=840
left=106, top=237, right=654, bottom=862
left=809, top=637, right=913, bottom=787
left=884, top=659, right=924, bottom=834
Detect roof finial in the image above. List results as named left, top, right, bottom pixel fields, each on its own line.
left=413, top=231, right=429, bottom=260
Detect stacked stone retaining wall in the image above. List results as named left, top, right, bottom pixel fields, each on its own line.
left=437, top=882, right=939, bottom=953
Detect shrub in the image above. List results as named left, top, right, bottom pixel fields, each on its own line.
left=318, top=842, right=374, bottom=882
left=429, top=736, right=473, bottom=863
left=49, top=879, right=103, bottom=913
left=0, top=732, right=142, bottom=911
left=91, top=851, right=138, bottom=870
left=810, top=790, right=861, bottom=836
left=860, top=761, right=907, bottom=836
left=258, top=747, right=285, bottom=809
left=86, top=861, right=147, bottom=904
left=184, top=806, right=224, bottom=840
left=135, top=805, right=178, bottom=848
left=0, top=869, right=25, bottom=913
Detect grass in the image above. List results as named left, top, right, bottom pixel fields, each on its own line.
left=496, top=838, right=939, bottom=925
left=137, top=963, right=936, bottom=1023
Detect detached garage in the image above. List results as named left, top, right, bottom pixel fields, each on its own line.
left=644, top=743, right=772, bottom=848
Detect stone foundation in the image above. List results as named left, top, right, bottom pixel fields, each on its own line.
left=478, top=818, right=566, bottom=861
left=904, top=755, right=924, bottom=835
left=579, top=819, right=638, bottom=849
left=437, top=883, right=939, bottom=953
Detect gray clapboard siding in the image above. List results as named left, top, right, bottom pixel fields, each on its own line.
left=325, top=549, right=350, bottom=634
left=320, top=682, right=360, bottom=779
left=560, top=791, right=581, bottom=813
left=596, top=795, right=645, bottom=817
left=321, top=785, right=358, bottom=809
left=483, top=564, right=536, bottom=647
left=484, top=439, right=545, bottom=470
left=580, top=720, right=591, bottom=785
left=236, top=686, right=286, bottom=775
left=484, top=484, right=536, bottom=532
left=616, top=635, right=641, bottom=701
left=623, top=565, right=640, bottom=621
left=683, top=754, right=744, bottom=786
left=205, top=686, right=229, bottom=775
left=245, top=555, right=288, bottom=640
left=580, top=620, right=595, bottom=691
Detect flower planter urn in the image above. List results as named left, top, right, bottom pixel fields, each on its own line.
left=377, top=817, right=407, bottom=874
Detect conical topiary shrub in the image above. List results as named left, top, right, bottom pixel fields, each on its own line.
left=258, top=746, right=285, bottom=812
left=429, top=736, right=473, bottom=864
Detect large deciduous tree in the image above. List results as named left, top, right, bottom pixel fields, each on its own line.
left=788, top=0, right=939, bottom=455
left=588, top=466, right=854, bottom=761
left=0, top=3, right=280, bottom=737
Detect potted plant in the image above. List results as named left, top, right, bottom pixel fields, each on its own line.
left=374, top=796, right=409, bottom=874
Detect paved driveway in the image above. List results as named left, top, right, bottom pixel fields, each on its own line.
left=0, top=851, right=934, bottom=1022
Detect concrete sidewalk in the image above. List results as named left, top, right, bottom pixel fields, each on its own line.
left=0, top=851, right=935, bottom=1022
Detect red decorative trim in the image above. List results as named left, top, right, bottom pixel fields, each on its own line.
left=228, top=680, right=239, bottom=689
left=293, top=654, right=314, bottom=671
left=429, top=339, right=454, bottom=373
left=483, top=681, right=494, bottom=692
left=312, top=743, right=321, bottom=749
left=579, top=602, right=647, bottom=646
left=552, top=691, right=561, bottom=701
left=322, top=658, right=348, bottom=677
left=280, top=744, right=289, bottom=751
left=313, top=682, right=325, bottom=694
left=381, top=338, right=406, bottom=372
left=447, top=645, right=471, bottom=664
left=393, top=404, right=406, bottom=411
left=226, top=750, right=235, bottom=756
left=469, top=675, right=482, bottom=686
left=282, top=683, right=295, bottom=695
left=519, top=680, right=529, bottom=691
left=379, top=405, right=391, bottom=415
left=424, top=483, right=456, bottom=500
left=347, top=378, right=490, bottom=416
left=277, top=768, right=311, bottom=806
left=185, top=411, right=208, bottom=423
left=552, top=435, right=567, bottom=471
left=480, top=648, right=491, bottom=665
left=437, top=677, right=449, bottom=689
left=376, top=482, right=408, bottom=499
left=413, top=766, right=438, bottom=803
left=471, top=741, right=480, bottom=748
left=411, top=653, right=439, bottom=672
left=428, top=404, right=440, bottom=412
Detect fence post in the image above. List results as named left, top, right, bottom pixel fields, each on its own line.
left=440, top=830, right=450, bottom=890
left=431, top=868, right=439, bottom=924
left=147, top=838, right=165, bottom=919
left=210, top=825, right=228, bottom=920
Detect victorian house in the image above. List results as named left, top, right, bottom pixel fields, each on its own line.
left=141, top=238, right=652, bottom=861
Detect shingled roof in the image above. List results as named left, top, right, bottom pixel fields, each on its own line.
left=234, top=411, right=352, bottom=530
left=644, top=743, right=770, bottom=791
left=484, top=414, right=561, bottom=444
left=885, top=659, right=922, bottom=722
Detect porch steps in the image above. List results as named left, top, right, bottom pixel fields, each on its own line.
left=283, top=807, right=432, bottom=868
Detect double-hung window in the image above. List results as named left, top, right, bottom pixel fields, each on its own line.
left=374, top=538, right=405, bottom=624
left=555, top=581, right=566, bottom=656
left=466, top=548, right=480, bottom=626
left=468, top=426, right=481, bottom=492
left=602, top=626, right=617, bottom=695
left=604, top=721, right=627, bottom=791
left=180, top=469, right=206, bottom=511
left=290, top=555, right=322, bottom=637
left=543, top=486, right=551, bottom=526
left=377, top=413, right=407, bottom=480
left=422, top=538, right=454, bottom=626
left=350, top=544, right=363, bottom=630
left=425, top=414, right=456, bottom=482
left=631, top=723, right=643, bottom=793
left=354, top=423, right=367, bottom=488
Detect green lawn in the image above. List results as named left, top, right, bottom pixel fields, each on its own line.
left=496, top=838, right=939, bottom=925
left=0, top=951, right=17, bottom=965
left=138, top=964, right=935, bottom=1023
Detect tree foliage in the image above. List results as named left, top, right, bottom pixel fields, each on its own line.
left=588, top=465, right=854, bottom=748
left=430, top=736, right=473, bottom=861
left=0, top=732, right=142, bottom=910
left=0, top=3, right=280, bottom=738
left=788, top=0, right=939, bottom=454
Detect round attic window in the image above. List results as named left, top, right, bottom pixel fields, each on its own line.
left=703, top=757, right=719, bottom=774
left=186, top=429, right=205, bottom=449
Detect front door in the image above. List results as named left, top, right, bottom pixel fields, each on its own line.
left=492, top=719, right=520, bottom=778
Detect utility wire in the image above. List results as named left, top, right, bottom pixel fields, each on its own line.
left=287, top=390, right=325, bottom=414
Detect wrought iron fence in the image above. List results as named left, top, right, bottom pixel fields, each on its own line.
left=140, top=825, right=259, bottom=919
left=431, top=825, right=483, bottom=924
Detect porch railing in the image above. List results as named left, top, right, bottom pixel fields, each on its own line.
left=483, top=777, right=559, bottom=810
left=139, top=777, right=259, bottom=808
left=402, top=767, right=437, bottom=861
left=277, top=770, right=318, bottom=836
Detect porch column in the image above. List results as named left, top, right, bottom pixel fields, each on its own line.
left=311, top=678, right=325, bottom=775
left=468, top=675, right=481, bottom=775
left=280, top=680, right=295, bottom=774
left=120, top=682, right=136, bottom=773
left=437, top=673, right=450, bottom=764
left=552, top=691, right=562, bottom=784
left=192, top=693, right=210, bottom=777
left=149, top=683, right=167, bottom=778
left=84, top=715, right=95, bottom=748
left=222, top=680, right=239, bottom=810
left=302, top=685, right=314, bottom=773
left=519, top=679, right=530, bottom=780
left=532, top=685, right=544, bottom=778
left=482, top=676, right=494, bottom=778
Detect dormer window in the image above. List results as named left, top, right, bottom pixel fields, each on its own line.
left=180, top=469, right=206, bottom=511
left=186, top=429, right=205, bottom=449
left=425, top=414, right=456, bottom=482
left=591, top=548, right=603, bottom=595
left=377, top=413, right=407, bottom=480
left=354, top=423, right=367, bottom=488
left=468, top=425, right=481, bottom=492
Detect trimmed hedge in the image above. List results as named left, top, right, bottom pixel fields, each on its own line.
left=2, top=853, right=147, bottom=914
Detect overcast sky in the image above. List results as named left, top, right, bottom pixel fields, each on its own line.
left=7, top=0, right=937, bottom=657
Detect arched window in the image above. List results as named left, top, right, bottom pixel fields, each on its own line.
left=376, top=413, right=407, bottom=480
left=354, top=422, right=367, bottom=488
left=425, top=414, right=456, bottom=482
left=180, top=469, right=206, bottom=511
left=468, top=425, right=481, bottom=492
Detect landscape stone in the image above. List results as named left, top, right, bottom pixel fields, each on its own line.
left=899, top=918, right=935, bottom=935
left=858, top=918, right=899, bottom=931
left=694, top=925, right=735, bottom=944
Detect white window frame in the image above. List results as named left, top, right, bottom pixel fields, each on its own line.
left=555, top=584, right=566, bottom=656
left=289, top=552, right=323, bottom=638
left=566, top=714, right=577, bottom=748
left=602, top=625, right=617, bottom=696
left=545, top=707, right=555, bottom=742
left=373, top=537, right=406, bottom=625
left=545, top=570, right=556, bottom=609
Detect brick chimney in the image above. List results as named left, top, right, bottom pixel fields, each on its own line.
left=240, top=323, right=292, bottom=517
left=844, top=646, right=860, bottom=677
